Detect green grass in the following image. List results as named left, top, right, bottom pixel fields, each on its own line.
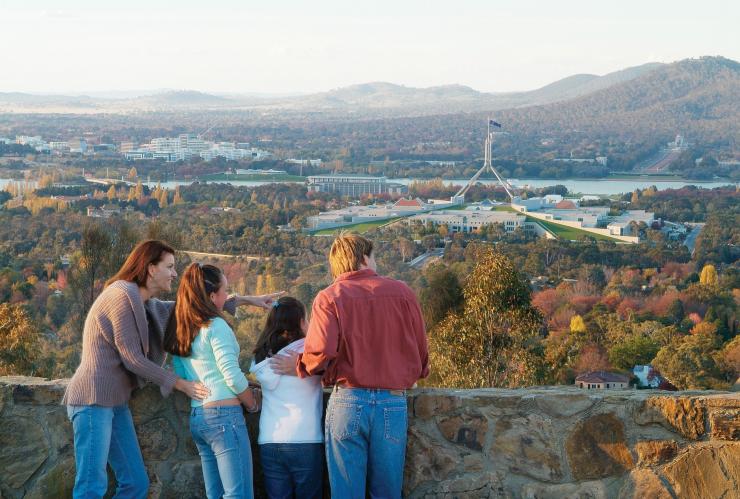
left=528, top=217, right=619, bottom=242
left=199, top=173, right=305, bottom=182
left=310, top=217, right=404, bottom=236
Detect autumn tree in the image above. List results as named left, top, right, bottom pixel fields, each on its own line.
left=652, top=333, right=727, bottom=390
left=0, top=303, right=40, bottom=375
left=428, top=245, right=546, bottom=388
left=699, top=264, right=718, bottom=286
left=419, top=263, right=463, bottom=328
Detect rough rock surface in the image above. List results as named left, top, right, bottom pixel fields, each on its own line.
left=0, top=377, right=738, bottom=499
left=565, top=413, right=634, bottom=480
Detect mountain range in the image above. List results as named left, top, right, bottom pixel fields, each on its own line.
left=0, top=60, right=689, bottom=115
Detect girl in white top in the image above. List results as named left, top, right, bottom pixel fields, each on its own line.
left=249, top=297, right=323, bottom=499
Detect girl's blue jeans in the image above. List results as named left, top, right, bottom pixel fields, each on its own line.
left=190, top=405, right=254, bottom=499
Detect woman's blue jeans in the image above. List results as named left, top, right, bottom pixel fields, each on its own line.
left=259, top=443, right=324, bottom=499
left=325, top=386, right=408, bottom=499
left=190, top=405, right=254, bottom=499
left=66, top=404, right=149, bottom=499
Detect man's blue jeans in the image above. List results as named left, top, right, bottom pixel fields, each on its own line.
left=259, top=443, right=323, bottom=499
left=66, top=404, right=149, bottom=499
left=190, top=405, right=254, bottom=499
left=325, top=386, right=408, bottom=499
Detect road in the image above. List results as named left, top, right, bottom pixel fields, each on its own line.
left=408, top=248, right=445, bottom=269
left=182, top=251, right=263, bottom=260
left=683, top=223, right=705, bottom=255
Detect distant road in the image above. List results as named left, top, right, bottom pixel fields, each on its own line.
left=182, top=251, right=263, bottom=260
left=684, top=223, right=705, bottom=255
left=641, top=148, right=683, bottom=174
left=408, top=248, right=444, bottom=269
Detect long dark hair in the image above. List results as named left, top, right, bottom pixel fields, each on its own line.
left=252, top=296, right=306, bottom=364
left=164, top=263, right=225, bottom=357
left=105, top=239, right=175, bottom=288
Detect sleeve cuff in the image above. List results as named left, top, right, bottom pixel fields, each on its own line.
left=223, top=297, right=237, bottom=316
left=159, top=371, right=178, bottom=397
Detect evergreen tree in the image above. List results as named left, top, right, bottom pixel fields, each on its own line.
left=428, top=245, right=546, bottom=388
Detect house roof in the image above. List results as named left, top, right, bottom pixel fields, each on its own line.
left=554, top=200, right=578, bottom=209
left=575, top=371, right=629, bottom=383
left=394, top=198, right=424, bottom=208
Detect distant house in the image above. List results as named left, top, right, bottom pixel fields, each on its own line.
left=575, top=371, right=629, bottom=390
left=87, top=204, right=121, bottom=218
left=633, top=365, right=678, bottom=391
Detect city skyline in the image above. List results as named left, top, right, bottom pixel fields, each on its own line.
left=1, top=0, right=738, bottom=94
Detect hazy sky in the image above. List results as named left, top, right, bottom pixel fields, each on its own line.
left=1, top=0, right=738, bottom=94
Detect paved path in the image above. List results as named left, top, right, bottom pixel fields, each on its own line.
left=683, top=223, right=704, bottom=255
left=408, top=248, right=444, bottom=269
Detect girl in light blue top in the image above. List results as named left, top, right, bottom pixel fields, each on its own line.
left=165, top=263, right=267, bottom=499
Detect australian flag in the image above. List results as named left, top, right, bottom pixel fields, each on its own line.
left=489, top=119, right=502, bottom=128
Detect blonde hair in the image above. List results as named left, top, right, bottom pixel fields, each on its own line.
left=329, top=232, right=374, bottom=279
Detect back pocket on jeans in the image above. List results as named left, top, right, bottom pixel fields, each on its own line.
left=328, top=402, right=361, bottom=441
left=384, top=406, right=407, bottom=444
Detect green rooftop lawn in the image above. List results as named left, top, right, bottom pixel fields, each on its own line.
left=311, top=217, right=404, bottom=236
left=528, top=217, right=620, bottom=242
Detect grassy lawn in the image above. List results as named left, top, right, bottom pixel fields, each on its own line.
left=528, top=217, right=619, bottom=242
left=199, top=173, right=305, bottom=182
left=310, top=217, right=405, bottom=236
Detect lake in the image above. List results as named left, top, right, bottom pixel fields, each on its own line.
left=0, top=177, right=734, bottom=197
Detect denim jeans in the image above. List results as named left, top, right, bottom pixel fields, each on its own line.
left=325, top=386, right=408, bottom=499
left=259, top=443, right=323, bottom=499
left=66, top=404, right=149, bottom=499
left=190, top=405, right=254, bottom=499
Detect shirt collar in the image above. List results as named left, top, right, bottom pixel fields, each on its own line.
left=334, top=268, right=377, bottom=282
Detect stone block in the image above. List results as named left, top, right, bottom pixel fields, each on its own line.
left=437, top=413, right=487, bottom=452
left=404, top=426, right=459, bottom=494
left=421, top=472, right=509, bottom=499
left=534, top=392, right=596, bottom=418
left=138, top=418, right=178, bottom=461
left=413, top=392, right=462, bottom=420
left=662, top=443, right=740, bottom=499
left=634, top=440, right=678, bottom=466
left=566, top=413, right=634, bottom=480
left=162, top=461, right=205, bottom=499
left=24, top=454, right=76, bottom=499
left=129, top=385, right=171, bottom=424
left=10, top=378, right=66, bottom=405
left=633, top=396, right=705, bottom=439
left=521, top=478, right=620, bottom=499
left=491, top=413, right=563, bottom=482
left=709, top=409, right=740, bottom=440
left=618, top=469, right=672, bottom=499
left=0, top=416, right=50, bottom=489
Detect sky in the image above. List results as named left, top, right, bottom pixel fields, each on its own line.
left=1, top=0, right=738, bottom=95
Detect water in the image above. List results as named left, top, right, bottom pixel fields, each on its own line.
left=1, top=177, right=734, bottom=196
left=399, top=178, right=735, bottom=196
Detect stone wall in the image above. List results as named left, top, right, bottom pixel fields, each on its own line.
left=0, top=376, right=738, bottom=498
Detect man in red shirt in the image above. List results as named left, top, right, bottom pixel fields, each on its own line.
left=273, top=233, right=428, bottom=498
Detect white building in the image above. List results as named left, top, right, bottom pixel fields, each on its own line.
left=307, top=174, right=407, bottom=197
left=408, top=209, right=528, bottom=234
left=287, top=158, right=322, bottom=166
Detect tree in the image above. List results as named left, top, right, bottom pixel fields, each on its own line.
left=173, top=186, right=184, bottom=205
left=106, top=185, right=117, bottom=201
left=608, top=335, right=660, bottom=370
left=570, top=315, right=587, bottom=334
left=428, top=245, right=546, bottom=388
left=395, top=237, right=414, bottom=262
left=699, top=264, right=718, bottom=286
left=127, top=167, right=138, bottom=180
left=419, top=264, right=463, bottom=328
left=0, top=303, right=40, bottom=375
left=653, top=333, right=726, bottom=390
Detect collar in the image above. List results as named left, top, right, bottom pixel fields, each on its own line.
left=334, top=268, right=378, bottom=282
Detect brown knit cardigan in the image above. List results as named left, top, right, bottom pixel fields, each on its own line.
left=62, top=280, right=180, bottom=406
